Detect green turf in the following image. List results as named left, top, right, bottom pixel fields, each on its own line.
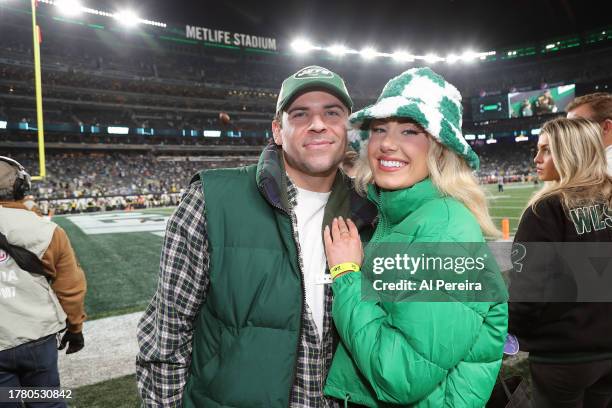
left=69, top=375, right=139, bottom=408
left=53, top=211, right=168, bottom=320
left=484, top=182, right=541, bottom=234
left=69, top=358, right=531, bottom=407
left=55, top=185, right=540, bottom=320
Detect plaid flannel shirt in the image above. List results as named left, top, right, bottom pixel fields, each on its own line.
left=136, top=178, right=339, bottom=408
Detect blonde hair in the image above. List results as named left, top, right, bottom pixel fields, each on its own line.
left=528, top=117, right=612, bottom=212
left=353, top=131, right=500, bottom=238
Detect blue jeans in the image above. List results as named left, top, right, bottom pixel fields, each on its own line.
left=0, top=335, right=66, bottom=408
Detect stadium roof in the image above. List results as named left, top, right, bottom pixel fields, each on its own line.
left=94, top=0, right=608, bottom=52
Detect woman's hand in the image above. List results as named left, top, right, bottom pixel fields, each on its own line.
left=323, top=216, right=363, bottom=269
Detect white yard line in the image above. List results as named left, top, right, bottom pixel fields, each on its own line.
left=58, top=312, right=142, bottom=389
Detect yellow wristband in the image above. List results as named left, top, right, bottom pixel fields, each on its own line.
left=330, top=262, right=360, bottom=279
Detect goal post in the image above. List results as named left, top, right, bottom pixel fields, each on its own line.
left=30, top=0, right=46, bottom=181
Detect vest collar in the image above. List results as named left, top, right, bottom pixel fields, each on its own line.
left=256, top=143, right=292, bottom=213
left=255, top=143, right=377, bottom=229
left=367, top=178, right=442, bottom=228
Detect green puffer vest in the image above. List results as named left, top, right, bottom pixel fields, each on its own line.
left=183, top=145, right=375, bottom=407
left=324, top=178, right=508, bottom=408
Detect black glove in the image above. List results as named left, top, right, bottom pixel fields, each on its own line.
left=58, top=331, right=84, bottom=354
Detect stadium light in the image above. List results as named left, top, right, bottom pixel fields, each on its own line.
left=38, top=0, right=165, bottom=26
left=108, top=126, right=129, bottom=134
left=284, top=39, right=495, bottom=65
left=424, top=53, right=441, bottom=64
left=291, top=38, right=315, bottom=54
left=461, top=50, right=478, bottom=63
left=55, top=0, right=82, bottom=16
left=515, top=135, right=529, bottom=142
left=446, top=53, right=459, bottom=64
left=391, top=50, right=414, bottom=63
left=327, top=44, right=348, bottom=57
left=114, top=9, right=140, bottom=27
left=0, top=121, right=7, bottom=129
left=486, top=138, right=497, bottom=144
left=360, top=47, right=378, bottom=60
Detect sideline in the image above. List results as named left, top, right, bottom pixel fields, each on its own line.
left=58, top=312, right=142, bottom=389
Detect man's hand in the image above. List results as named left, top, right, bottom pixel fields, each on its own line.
left=323, top=217, right=363, bottom=269
left=58, top=331, right=84, bottom=354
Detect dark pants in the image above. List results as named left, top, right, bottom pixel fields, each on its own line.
left=530, top=359, right=612, bottom=408
left=0, top=335, right=65, bottom=408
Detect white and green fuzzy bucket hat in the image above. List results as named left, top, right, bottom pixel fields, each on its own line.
left=348, top=67, right=479, bottom=170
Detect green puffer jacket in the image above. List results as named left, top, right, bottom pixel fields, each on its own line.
left=324, top=178, right=508, bottom=407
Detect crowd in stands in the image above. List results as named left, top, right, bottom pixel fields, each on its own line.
left=2, top=12, right=612, bottom=140
left=0, top=5, right=606, bottom=215
left=7, top=142, right=535, bottom=214
left=34, top=193, right=183, bottom=216
left=12, top=151, right=255, bottom=196
left=473, top=142, right=536, bottom=183
left=8, top=151, right=256, bottom=214
left=1, top=130, right=270, bottom=146
left=0, top=64, right=274, bottom=131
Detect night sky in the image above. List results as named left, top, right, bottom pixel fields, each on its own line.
left=91, top=0, right=609, bottom=53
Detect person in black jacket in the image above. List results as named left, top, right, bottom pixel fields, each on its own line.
left=509, top=117, right=612, bottom=408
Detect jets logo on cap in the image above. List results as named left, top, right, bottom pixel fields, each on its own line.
left=0, top=250, right=9, bottom=264
left=294, top=66, right=333, bottom=79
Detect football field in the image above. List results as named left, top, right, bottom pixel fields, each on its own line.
left=54, top=183, right=538, bottom=405
left=485, top=182, right=541, bottom=235
left=53, top=207, right=175, bottom=320
left=53, top=182, right=540, bottom=321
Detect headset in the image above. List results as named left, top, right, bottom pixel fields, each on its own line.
left=0, top=156, right=31, bottom=201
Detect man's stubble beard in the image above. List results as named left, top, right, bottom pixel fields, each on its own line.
left=283, top=147, right=345, bottom=178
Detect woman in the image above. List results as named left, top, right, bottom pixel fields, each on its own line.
left=322, top=67, right=508, bottom=407
left=508, top=118, right=612, bottom=408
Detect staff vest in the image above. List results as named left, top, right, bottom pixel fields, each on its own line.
left=0, top=207, right=66, bottom=351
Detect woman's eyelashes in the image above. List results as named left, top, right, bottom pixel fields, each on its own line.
left=371, top=126, right=421, bottom=136
left=401, top=129, right=421, bottom=136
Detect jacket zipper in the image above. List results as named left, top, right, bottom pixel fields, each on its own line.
left=371, top=188, right=390, bottom=243
left=256, top=184, right=307, bottom=408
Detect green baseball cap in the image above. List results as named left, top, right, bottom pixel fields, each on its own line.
left=276, top=66, right=353, bottom=115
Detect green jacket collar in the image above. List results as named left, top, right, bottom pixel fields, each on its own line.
left=367, top=178, right=442, bottom=228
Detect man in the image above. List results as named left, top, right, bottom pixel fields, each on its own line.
left=535, top=90, right=557, bottom=114
left=0, top=156, right=87, bottom=408
left=136, top=66, right=376, bottom=407
left=567, top=92, right=612, bottom=174
left=497, top=174, right=504, bottom=193
left=520, top=98, right=533, bottom=117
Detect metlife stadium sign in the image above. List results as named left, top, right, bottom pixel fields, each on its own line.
left=185, top=25, right=277, bottom=51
